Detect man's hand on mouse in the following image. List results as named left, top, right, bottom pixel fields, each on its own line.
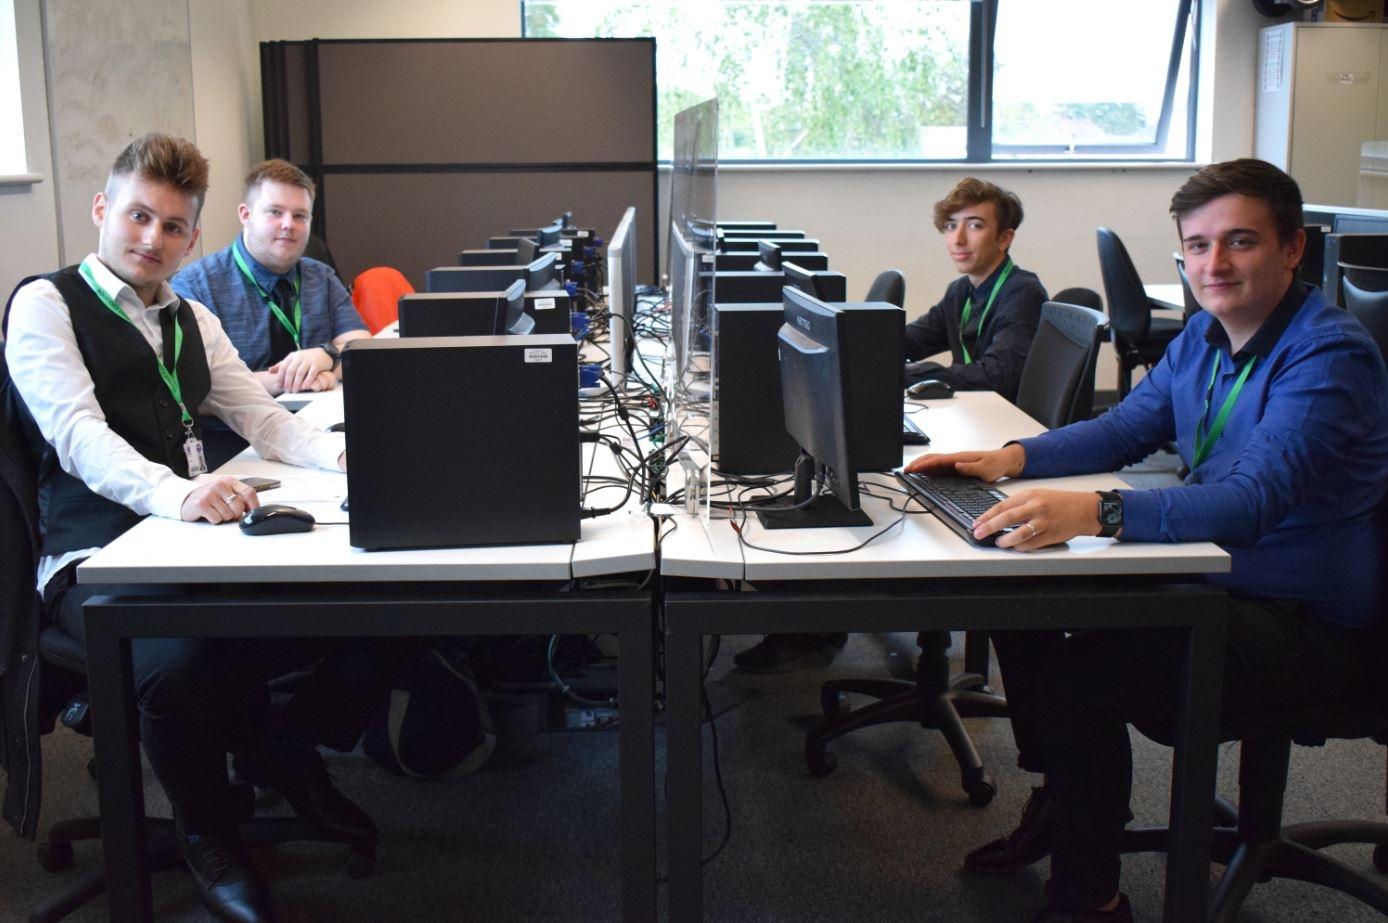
left=181, top=476, right=261, bottom=524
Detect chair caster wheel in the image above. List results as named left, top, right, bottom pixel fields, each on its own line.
left=806, top=746, right=837, bottom=778
left=820, top=689, right=847, bottom=719
left=1374, top=843, right=1388, bottom=873
left=346, top=845, right=376, bottom=879
left=38, top=840, right=74, bottom=871
left=964, top=776, right=996, bottom=807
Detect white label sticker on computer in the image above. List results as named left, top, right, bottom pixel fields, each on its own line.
left=576, top=230, right=589, bottom=238
left=524, top=348, right=553, bottom=363
left=701, top=254, right=715, bottom=264
left=533, top=297, right=556, bottom=311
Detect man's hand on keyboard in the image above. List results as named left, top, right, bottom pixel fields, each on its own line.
left=972, top=488, right=1102, bottom=551
left=903, top=444, right=1026, bottom=483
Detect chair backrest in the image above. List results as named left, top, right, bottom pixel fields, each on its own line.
left=1342, top=264, right=1388, bottom=363
left=864, top=269, right=906, bottom=308
left=351, top=266, right=415, bottom=334
left=1172, top=252, right=1202, bottom=321
left=1096, top=227, right=1153, bottom=347
left=1049, top=286, right=1103, bottom=312
left=1014, top=301, right=1108, bottom=430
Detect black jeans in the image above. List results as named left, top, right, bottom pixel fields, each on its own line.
left=47, top=561, right=421, bottom=831
left=987, top=595, right=1371, bottom=911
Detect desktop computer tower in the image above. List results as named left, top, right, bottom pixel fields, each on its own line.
left=711, top=301, right=904, bottom=474
left=342, top=335, right=580, bottom=550
left=712, top=304, right=802, bottom=473
left=523, top=290, right=572, bottom=335
left=458, top=249, right=521, bottom=266
left=427, top=265, right=526, bottom=293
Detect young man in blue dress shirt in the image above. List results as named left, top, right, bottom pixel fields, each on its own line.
left=173, top=159, right=369, bottom=395
left=906, top=159, right=1388, bottom=921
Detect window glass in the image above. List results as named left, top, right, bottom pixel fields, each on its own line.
left=524, top=0, right=971, bottom=161
left=991, top=0, right=1192, bottom=158
left=0, top=0, right=25, bottom=174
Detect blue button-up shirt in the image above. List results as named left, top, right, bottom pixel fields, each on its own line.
left=1017, top=282, right=1388, bottom=628
left=172, top=237, right=366, bottom=371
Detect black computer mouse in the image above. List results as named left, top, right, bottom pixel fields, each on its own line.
left=240, top=504, right=315, bottom=536
left=906, top=379, right=955, bottom=400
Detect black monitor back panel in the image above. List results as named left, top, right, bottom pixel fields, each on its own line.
left=711, top=301, right=904, bottom=474
left=721, top=237, right=821, bottom=253
left=342, top=335, right=580, bottom=550
left=427, top=265, right=526, bottom=293
left=717, top=251, right=829, bottom=272
left=458, top=249, right=521, bottom=266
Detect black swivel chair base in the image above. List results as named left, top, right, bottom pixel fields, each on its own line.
left=1120, top=718, right=1388, bottom=922
left=29, top=783, right=377, bottom=923
left=805, top=631, right=1008, bottom=806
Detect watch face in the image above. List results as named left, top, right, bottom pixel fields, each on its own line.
left=1100, top=496, right=1122, bottom=525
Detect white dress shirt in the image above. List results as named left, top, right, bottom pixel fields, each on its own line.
left=5, top=254, right=346, bottom=589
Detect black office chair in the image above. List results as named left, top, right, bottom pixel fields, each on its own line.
left=1173, top=252, right=1203, bottom=322
left=0, top=344, right=373, bottom=923
left=1014, top=301, right=1108, bottom=430
left=1120, top=607, right=1388, bottom=920
left=1049, top=286, right=1103, bottom=313
left=1341, top=264, right=1388, bottom=362
left=865, top=269, right=906, bottom=308
left=1096, top=227, right=1183, bottom=398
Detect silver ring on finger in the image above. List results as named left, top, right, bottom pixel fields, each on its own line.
left=224, top=494, right=239, bottom=506
left=1025, top=521, right=1037, bottom=540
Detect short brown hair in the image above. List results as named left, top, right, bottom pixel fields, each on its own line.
left=1170, top=159, right=1303, bottom=245
left=107, top=133, right=210, bottom=214
left=244, top=158, right=315, bottom=204
left=932, top=177, right=1024, bottom=234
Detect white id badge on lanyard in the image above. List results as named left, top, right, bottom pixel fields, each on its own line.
left=184, top=435, right=208, bottom=477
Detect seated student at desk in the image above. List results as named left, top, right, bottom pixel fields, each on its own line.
left=735, top=176, right=1048, bottom=675
left=173, top=158, right=369, bottom=396
left=4, top=133, right=402, bottom=923
left=906, top=159, right=1388, bottom=922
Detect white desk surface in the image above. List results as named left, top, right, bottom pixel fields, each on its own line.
left=660, top=391, right=1230, bottom=581
left=1145, top=283, right=1187, bottom=318
left=79, top=386, right=656, bottom=584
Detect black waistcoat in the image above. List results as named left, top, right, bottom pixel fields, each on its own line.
left=12, top=266, right=213, bottom=555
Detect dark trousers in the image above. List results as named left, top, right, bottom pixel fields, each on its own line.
left=47, top=563, right=420, bottom=831
left=988, top=596, right=1371, bottom=911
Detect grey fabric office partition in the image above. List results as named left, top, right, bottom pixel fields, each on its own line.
left=261, top=38, right=658, bottom=288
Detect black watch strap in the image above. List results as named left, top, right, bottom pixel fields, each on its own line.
left=320, top=342, right=341, bottom=369
left=1096, top=490, right=1123, bottom=538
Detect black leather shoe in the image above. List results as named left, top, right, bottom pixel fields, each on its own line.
left=234, top=730, right=377, bottom=843
left=176, top=816, right=275, bottom=923
left=1031, top=892, right=1133, bottom=922
left=733, top=633, right=847, bottom=674
left=964, top=784, right=1054, bottom=873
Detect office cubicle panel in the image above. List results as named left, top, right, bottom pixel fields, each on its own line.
left=323, top=171, right=655, bottom=290
left=261, top=38, right=658, bottom=286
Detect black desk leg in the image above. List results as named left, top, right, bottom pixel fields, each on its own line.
left=85, top=597, right=153, bottom=922
left=1164, top=599, right=1227, bottom=923
left=666, top=617, right=706, bottom=923
left=617, top=604, right=657, bottom=920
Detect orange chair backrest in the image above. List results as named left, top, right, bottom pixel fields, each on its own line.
left=351, top=266, right=414, bottom=334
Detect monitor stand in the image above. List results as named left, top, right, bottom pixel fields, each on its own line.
left=755, top=456, right=873, bottom=529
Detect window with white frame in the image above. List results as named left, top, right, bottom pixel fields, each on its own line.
left=522, top=0, right=1197, bottom=164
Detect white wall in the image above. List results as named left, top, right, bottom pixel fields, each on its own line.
left=189, top=0, right=258, bottom=252
left=0, top=0, right=58, bottom=302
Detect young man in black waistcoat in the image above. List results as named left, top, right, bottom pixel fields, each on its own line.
left=4, top=134, right=392, bottom=923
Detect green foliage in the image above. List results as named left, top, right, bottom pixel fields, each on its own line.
left=1056, top=102, right=1147, bottom=137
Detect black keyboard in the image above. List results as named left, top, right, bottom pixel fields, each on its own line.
left=895, top=471, right=1015, bottom=547
left=902, top=414, right=930, bottom=446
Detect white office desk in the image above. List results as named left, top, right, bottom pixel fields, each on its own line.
left=78, top=382, right=659, bottom=922
left=1145, top=282, right=1188, bottom=318
left=660, top=391, right=1230, bottom=923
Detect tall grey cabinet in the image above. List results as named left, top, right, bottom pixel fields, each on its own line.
left=1256, top=22, right=1388, bottom=207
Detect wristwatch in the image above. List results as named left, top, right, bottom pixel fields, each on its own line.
left=319, top=342, right=341, bottom=371
left=1096, top=490, right=1123, bottom=538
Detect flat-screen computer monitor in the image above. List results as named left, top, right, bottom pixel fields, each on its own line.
left=426, top=265, right=526, bottom=293
left=607, top=206, right=637, bottom=381
left=537, top=223, right=563, bottom=247
left=782, top=262, right=848, bottom=302
left=754, top=240, right=782, bottom=272
left=525, top=252, right=562, bottom=292
left=757, top=287, right=871, bottom=529
left=515, top=237, right=538, bottom=264
left=398, top=280, right=532, bottom=337
left=457, top=248, right=519, bottom=266
left=668, top=222, right=702, bottom=382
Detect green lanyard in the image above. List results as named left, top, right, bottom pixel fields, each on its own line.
left=959, top=259, right=1015, bottom=364
left=232, top=245, right=301, bottom=348
left=1193, top=351, right=1257, bottom=470
left=78, top=262, right=194, bottom=430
